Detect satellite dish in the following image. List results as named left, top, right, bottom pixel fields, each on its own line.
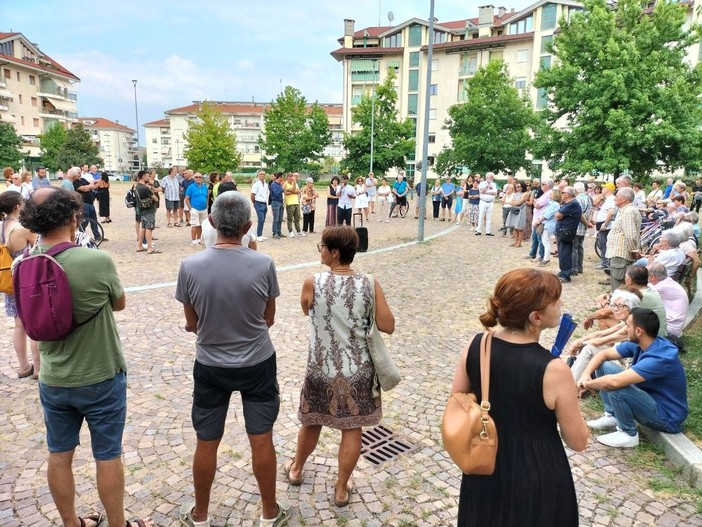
left=388, top=11, right=395, bottom=23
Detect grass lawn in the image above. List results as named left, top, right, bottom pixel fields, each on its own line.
left=682, top=316, right=702, bottom=446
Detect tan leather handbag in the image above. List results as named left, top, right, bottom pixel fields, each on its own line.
left=441, top=331, right=498, bottom=475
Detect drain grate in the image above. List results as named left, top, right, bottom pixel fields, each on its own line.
left=361, top=425, right=415, bottom=465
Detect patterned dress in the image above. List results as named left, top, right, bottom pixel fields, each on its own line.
left=298, top=272, right=382, bottom=429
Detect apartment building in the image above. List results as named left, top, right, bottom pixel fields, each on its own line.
left=0, top=32, right=79, bottom=159
left=78, top=118, right=137, bottom=174
left=144, top=101, right=343, bottom=169
left=330, top=1, right=599, bottom=179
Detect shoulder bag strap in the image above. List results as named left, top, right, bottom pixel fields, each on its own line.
left=367, top=273, right=376, bottom=322
left=479, top=331, right=494, bottom=426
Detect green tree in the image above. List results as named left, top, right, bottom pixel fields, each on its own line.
left=0, top=122, right=25, bottom=169
left=438, top=60, right=536, bottom=176
left=39, top=122, right=67, bottom=171
left=342, top=68, right=415, bottom=175
left=534, top=0, right=702, bottom=178
left=55, top=123, right=101, bottom=169
left=184, top=101, right=241, bottom=173
left=258, top=86, right=331, bottom=173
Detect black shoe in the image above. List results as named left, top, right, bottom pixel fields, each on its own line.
left=571, top=271, right=579, bottom=276
left=604, top=268, right=611, bottom=275
left=486, top=233, right=494, bottom=236
left=475, top=232, right=482, bottom=236
left=559, top=277, right=571, bottom=283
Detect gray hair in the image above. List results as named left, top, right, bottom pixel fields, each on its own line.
left=677, top=223, right=694, bottom=242
left=66, top=167, right=80, bottom=179
left=617, top=187, right=635, bottom=203
left=573, top=182, right=585, bottom=193
left=648, top=262, right=668, bottom=280
left=542, top=180, right=554, bottom=189
left=684, top=211, right=699, bottom=224
left=485, top=172, right=495, bottom=179
left=616, top=175, right=632, bottom=186
left=562, top=186, right=576, bottom=197
left=211, top=191, right=251, bottom=238
left=661, top=229, right=683, bottom=248
left=611, top=289, right=642, bottom=310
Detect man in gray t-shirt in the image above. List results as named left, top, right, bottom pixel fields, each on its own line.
left=175, top=191, right=290, bottom=526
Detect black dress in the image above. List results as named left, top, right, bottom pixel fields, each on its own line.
left=457, top=334, right=579, bottom=527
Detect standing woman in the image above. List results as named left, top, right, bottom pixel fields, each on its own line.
left=376, top=178, right=391, bottom=221
left=326, top=176, right=339, bottom=227
left=505, top=182, right=528, bottom=247
left=19, top=171, right=34, bottom=200
left=450, top=268, right=588, bottom=526
left=523, top=180, right=534, bottom=240
left=354, top=176, right=370, bottom=221
left=207, top=171, right=220, bottom=214
left=499, top=184, right=515, bottom=235
left=287, top=226, right=395, bottom=507
left=0, top=192, right=39, bottom=379
left=96, top=172, right=111, bottom=223
left=301, top=177, right=320, bottom=234
left=431, top=179, right=442, bottom=220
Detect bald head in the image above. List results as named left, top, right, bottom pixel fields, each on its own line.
left=32, top=187, right=58, bottom=204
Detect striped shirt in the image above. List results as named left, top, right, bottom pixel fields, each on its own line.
left=161, top=175, right=180, bottom=201
left=605, top=203, right=641, bottom=260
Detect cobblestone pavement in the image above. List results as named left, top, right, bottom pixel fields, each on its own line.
left=1, top=184, right=701, bottom=526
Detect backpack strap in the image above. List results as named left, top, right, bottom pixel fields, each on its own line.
left=44, top=241, right=79, bottom=257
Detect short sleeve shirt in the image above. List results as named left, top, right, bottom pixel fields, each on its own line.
left=186, top=182, right=208, bottom=211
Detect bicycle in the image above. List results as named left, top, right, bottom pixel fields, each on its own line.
left=76, top=217, right=105, bottom=249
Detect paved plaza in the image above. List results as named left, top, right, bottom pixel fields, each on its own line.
left=1, top=184, right=701, bottom=526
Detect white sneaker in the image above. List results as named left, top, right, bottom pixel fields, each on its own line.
left=299, top=232, right=306, bottom=237
left=385, top=219, right=389, bottom=223
left=195, top=238, right=202, bottom=245
left=597, top=429, right=639, bottom=448
left=191, top=240, right=199, bottom=246
left=256, top=236, right=265, bottom=242
left=142, top=243, right=148, bottom=250
left=587, top=413, right=617, bottom=430
left=288, top=232, right=295, bottom=238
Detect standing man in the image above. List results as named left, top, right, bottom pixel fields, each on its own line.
left=475, top=172, right=497, bottom=236
left=88, top=164, right=100, bottom=183
left=161, top=166, right=181, bottom=227
left=176, top=167, right=186, bottom=225
left=605, top=187, right=641, bottom=291
left=390, top=173, right=408, bottom=219
left=555, top=186, right=582, bottom=283
left=73, top=167, right=105, bottom=242
left=32, top=166, right=52, bottom=193
left=18, top=188, right=153, bottom=527
left=336, top=175, right=356, bottom=225
left=365, top=172, right=377, bottom=214
left=181, top=169, right=195, bottom=226
left=595, top=183, right=617, bottom=271
left=571, top=182, right=592, bottom=276
left=175, top=191, right=290, bottom=527
left=269, top=172, right=285, bottom=239
left=134, top=170, right=158, bottom=254
left=185, top=172, right=209, bottom=246
left=250, top=169, right=270, bottom=242
left=663, top=178, right=674, bottom=200
left=284, top=172, right=303, bottom=238
left=414, top=178, right=425, bottom=219
left=440, top=176, right=454, bottom=222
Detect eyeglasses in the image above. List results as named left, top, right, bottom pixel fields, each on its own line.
left=317, top=243, right=326, bottom=252
left=194, top=176, right=202, bottom=179
left=609, top=303, right=629, bottom=311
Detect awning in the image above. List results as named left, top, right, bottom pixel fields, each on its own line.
left=0, top=88, right=14, bottom=100
left=0, top=113, right=17, bottom=123
left=44, top=98, right=76, bottom=112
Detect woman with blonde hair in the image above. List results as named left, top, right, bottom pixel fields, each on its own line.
left=450, top=268, right=588, bottom=526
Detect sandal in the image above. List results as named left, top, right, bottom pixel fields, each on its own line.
left=78, top=512, right=103, bottom=527
left=146, top=250, right=162, bottom=254
left=283, top=459, right=303, bottom=486
left=334, top=480, right=354, bottom=507
left=136, top=249, right=146, bottom=253
left=179, top=502, right=209, bottom=527
left=18, top=365, right=34, bottom=379
left=127, top=518, right=153, bottom=527
left=167, top=223, right=173, bottom=228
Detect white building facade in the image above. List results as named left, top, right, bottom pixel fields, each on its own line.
left=78, top=118, right=137, bottom=175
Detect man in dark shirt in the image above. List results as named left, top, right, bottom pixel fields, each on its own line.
left=73, top=170, right=105, bottom=241
left=555, top=186, right=582, bottom=283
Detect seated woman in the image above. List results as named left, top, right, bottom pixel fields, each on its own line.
left=569, top=289, right=642, bottom=382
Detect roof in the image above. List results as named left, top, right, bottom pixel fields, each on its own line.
left=0, top=32, right=80, bottom=81
left=423, top=31, right=535, bottom=52
left=78, top=118, right=135, bottom=133
left=353, top=26, right=392, bottom=38
left=166, top=102, right=342, bottom=116
left=143, top=118, right=170, bottom=127
left=330, top=46, right=404, bottom=61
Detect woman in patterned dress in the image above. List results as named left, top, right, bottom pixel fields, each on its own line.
left=286, top=226, right=395, bottom=507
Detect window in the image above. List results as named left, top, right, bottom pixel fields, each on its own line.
left=541, top=4, right=557, bottom=30
left=409, top=51, right=420, bottom=67
left=29, top=75, right=36, bottom=85
left=408, top=24, right=422, bottom=47
left=408, top=70, right=419, bottom=92
left=408, top=94, right=418, bottom=115
left=31, top=97, right=37, bottom=107
left=385, top=32, right=402, bottom=48
left=33, top=118, right=39, bottom=127
left=540, top=55, right=552, bottom=70
left=509, top=15, right=533, bottom=35
left=430, top=84, right=438, bottom=96
left=568, top=7, right=584, bottom=21
left=536, top=88, right=548, bottom=109
left=20, top=116, right=25, bottom=125
left=516, top=49, right=528, bottom=63
left=463, top=55, right=478, bottom=75
left=428, top=134, right=436, bottom=143
left=541, top=35, right=553, bottom=54
left=429, top=108, right=437, bottom=120
left=515, top=77, right=527, bottom=90
left=432, top=59, right=438, bottom=71
left=152, top=138, right=158, bottom=144
left=3, top=69, right=9, bottom=79
left=427, top=156, right=435, bottom=166
left=433, top=31, right=447, bottom=44
left=16, top=71, right=20, bottom=81
left=18, top=94, right=22, bottom=104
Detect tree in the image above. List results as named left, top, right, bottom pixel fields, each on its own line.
left=258, top=86, right=331, bottom=173
left=55, top=123, right=101, bottom=169
left=0, top=123, right=24, bottom=169
left=184, top=101, right=241, bottom=173
left=342, top=68, right=415, bottom=175
left=533, top=0, right=702, bottom=179
left=438, top=60, right=536, bottom=176
left=39, top=122, right=67, bottom=171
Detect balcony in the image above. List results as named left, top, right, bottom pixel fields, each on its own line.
left=458, top=65, right=478, bottom=78
left=0, top=103, right=8, bottom=111
left=38, top=79, right=77, bottom=102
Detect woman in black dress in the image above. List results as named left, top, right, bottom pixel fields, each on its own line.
left=450, top=268, right=589, bottom=527
left=96, top=172, right=111, bottom=222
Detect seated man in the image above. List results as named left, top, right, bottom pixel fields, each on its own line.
left=569, top=289, right=641, bottom=381
left=634, top=228, right=686, bottom=277
left=578, top=308, right=688, bottom=448
left=648, top=261, right=689, bottom=338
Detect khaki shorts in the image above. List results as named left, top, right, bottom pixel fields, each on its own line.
left=190, top=208, right=208, bottom=227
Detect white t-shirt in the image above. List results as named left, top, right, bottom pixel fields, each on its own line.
left=596, top=195, right=616, bottom=225
left=202, top=217, right=253, bottom=249
left=478, top=181, right=497, bottom=202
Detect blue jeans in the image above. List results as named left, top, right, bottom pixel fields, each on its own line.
left=253, top=201, right=268, bottom=237
left=82, top=203, right=100, bottom=238
left=271, top=201, right=283, bottom=236
left=528, top=228, right=544, bottom=259
left=596, top=361, right=673, bottom=435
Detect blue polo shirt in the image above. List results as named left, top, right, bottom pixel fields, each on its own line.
left=556, top=199, right=581, bottom=233
left=441, top=182, right=455, bottom=197
left=185, top=182, right=208, bottom=211
left=616, top=338, right=688, bottom=432
left=393, top=180, right=407, bottom=196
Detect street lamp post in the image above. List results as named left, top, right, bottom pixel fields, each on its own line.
left=369, top=59, right=378, bottom=174
left=132, top=80, right=140, bottom=172
left=418, top=0, right=436, bottom=242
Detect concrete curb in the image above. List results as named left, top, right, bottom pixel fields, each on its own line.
left=641, top=269, right=702, bottom=489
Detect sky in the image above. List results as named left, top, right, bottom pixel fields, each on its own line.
left=5, top=0, right=531, bottom=143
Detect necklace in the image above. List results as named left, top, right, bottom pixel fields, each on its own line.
left=329, top=265, right=353, bottom=274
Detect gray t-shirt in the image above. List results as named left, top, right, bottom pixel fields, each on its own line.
left=175, top=247, right=280, bottom=367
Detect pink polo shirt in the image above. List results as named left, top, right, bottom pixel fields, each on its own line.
left=650, top=278, right=689, bottom=337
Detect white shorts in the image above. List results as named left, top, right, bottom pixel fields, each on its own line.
left=190, top=208, right=207, bottom=227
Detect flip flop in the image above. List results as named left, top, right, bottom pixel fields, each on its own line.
left=283, top=459, right=303, bottom=486
left=334, top=479, right=354, bottom=507
left=136, top=249, right=146, bottom=253
left=127, top=519, right=152, bottom=527
left=146, top=250, right=162, bottom=254
left=78, top=512, right=103, bottom=527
